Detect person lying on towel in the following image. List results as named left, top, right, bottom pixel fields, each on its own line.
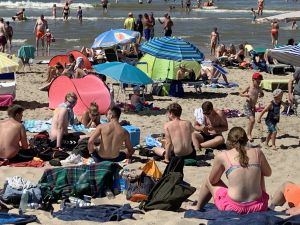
left=50, top=92, right=78, bottom=149
left=270, top=181, right=300, bottom=215
left=88, top=106, right=134, bottom=163
left=0, top=105, right=29, bottom=160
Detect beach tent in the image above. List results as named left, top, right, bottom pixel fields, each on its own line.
left=256, top=11, right=300, bottom=23
left=266, top=45, right=300, bottom=67
left=49, top=51, right=92, bottom=70
left=136, top=54, right=201, bottom=80
left=48, top=75, right=111, bottom=116
left=67, top=50, right=92, bottom=70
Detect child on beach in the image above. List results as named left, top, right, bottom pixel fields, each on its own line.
left=52, top=4, right=57, bottom=19
left=251, top=8, right=256, bottom=23
left=42, top=29, right=54, bottom=53
left=77, top=6, right=83, bottom=23
left=240, top=72, right=264, bottom=142
left=258, top=89, right=284, bottom=150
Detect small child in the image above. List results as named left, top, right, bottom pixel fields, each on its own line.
left=42, top=28, right=54, bottom=53
left=257, top=89, right=284, bottom=150
left=251, top=8, right=256, bottom=23
left=77, top=6, right=83, bottom=23
left=240, top=72, right=264, bottom=142
left=53, top=4, right=57, bottom=19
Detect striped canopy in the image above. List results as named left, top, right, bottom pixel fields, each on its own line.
left=0, top=53, right=19, bottom=74
left=268, top=45, right=300, bottom=67
left=140, top=37, right=205, bottom=61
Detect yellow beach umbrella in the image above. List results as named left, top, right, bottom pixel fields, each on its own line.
left=0, top=52, right=20, bottom=74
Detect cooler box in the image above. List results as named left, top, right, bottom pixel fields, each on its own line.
left=122, top=125, right=140, bottom=147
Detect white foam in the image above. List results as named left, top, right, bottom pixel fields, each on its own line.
left=12, top=39, right=27, bottom=43
left=64, top=39, right=80, bottom=42
left=172, top=17, right=205, bottom=21
left=193, top=8, right=292, bottom=13
left=0, top=1, right=94, bottom=9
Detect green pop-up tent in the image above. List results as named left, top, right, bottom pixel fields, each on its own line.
left=136, top=54, right=201, bottom=80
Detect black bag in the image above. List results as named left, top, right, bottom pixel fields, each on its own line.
left=72, top=137, right=89, bottom=158
left=126, top=175, right=156, bottom=202
left=29, top=131, right=51, bottom=149
left=139, top=172, right=196, bottom=211
left=162, top=156, right=184, bottom=177
left=38, top=148, right=70, bottom=161
left=151, top=83, right=162, bottom=96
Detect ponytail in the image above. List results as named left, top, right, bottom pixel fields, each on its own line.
left=236, top=143, right=249, bottom=168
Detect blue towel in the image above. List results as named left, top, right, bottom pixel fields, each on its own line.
left=0, top=213, right=37, bottom=224
left=23, top=120, right=51, bottom=133
left=184, top=203, right=285, bottom=225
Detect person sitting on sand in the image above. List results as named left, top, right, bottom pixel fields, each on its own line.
left=192, top=101, right=228, bottom=152
left=130, top=86, right=145, bottom=112
left=226, top=44, right=236, bottom=58
left=0, top=105, right=28, bottom=160
left=73, top=57, right=87, bottom=78
left=191, top=126, right=271, bottom=214
left=176, top=64, right=193, bottom=80
left=216, top=44, right=227, bottom=58
left=12, top=8, right=26, bottom=21
left=63, top=53, right=76, bottom=77
left=233, top=44, right=245, bottom=63
left=79, top=102, right=101, bottom=128
left=88, top=106, right=134, bottom=163
left=153, top=103, right=196, bottom=163
left=199, top=60, right=229, bottom=85
left=50, top=92, right=77, bottom=149
left=39, top=62, right=64, bottom=91
left=270, top=181, right=300, bottom=215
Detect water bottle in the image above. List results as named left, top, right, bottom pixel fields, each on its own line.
left=105, top=188, right=115, bottom=200
left=19, top=189, right=29, bottom=214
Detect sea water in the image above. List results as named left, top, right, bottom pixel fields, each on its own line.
left=0, top=0, right=299, bottom=56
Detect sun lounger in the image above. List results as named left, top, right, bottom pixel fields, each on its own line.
left=260, top=79, right=289, bottom=91
left=266, top=63, right=293, bottom=74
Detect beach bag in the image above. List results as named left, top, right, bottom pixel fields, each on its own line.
left=72, top=137, right=90, bottom=158
left=162, top=156, right=184, bottom=177
left=38, top=148, right=69, bottom=161
left=139, top=172, right=196, bottom=211
left=29, top=131, right=50, bottom=149
left=126, top=175, right=156, bottom=202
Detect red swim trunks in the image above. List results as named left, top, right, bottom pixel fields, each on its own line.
left=36, top=31, right=45, bottom=39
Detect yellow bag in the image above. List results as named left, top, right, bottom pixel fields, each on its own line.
left=142, top=160, right=162, bottom=180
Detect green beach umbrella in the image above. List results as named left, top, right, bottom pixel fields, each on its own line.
left=136, top=54, right=201, bottom=80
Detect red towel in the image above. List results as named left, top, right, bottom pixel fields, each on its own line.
left=0, top=94, right=13, bottom=107
left=0, top=159, right=45, bottom=167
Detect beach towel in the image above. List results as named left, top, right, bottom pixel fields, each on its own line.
left=194, top=108, right=204, bottom=124
left=222, top=109, right=245, bottom=118
left=184, top=203, right=285, bottom=225
left=23, top=120, right=51, bottom=133
left=53, top=204, right=143, bottom=222
left=0, top=94, right=13, bottom=107
left=0, top=213, right=37, bottom=224
left=206, top=82, right=239, bottom=88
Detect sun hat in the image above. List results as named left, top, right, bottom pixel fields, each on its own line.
left=273, top=88, right=283, bottom=97
left=252, top=72, right=263, bottom=80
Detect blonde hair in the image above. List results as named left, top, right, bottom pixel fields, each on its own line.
left=65, top=92, right=77, bottom=102
left=226, top=127, right=249, bottom=167
left=89, top=102, right=99, bottom=114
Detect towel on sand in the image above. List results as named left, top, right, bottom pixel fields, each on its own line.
left=184, top=203, right=287, bottom=225
left=206, top=82, right=239, bottom=88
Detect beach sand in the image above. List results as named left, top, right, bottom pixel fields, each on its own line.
left=0, top=64, right=299, bottom=225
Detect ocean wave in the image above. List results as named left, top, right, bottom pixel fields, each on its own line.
left=172, top=17, right=205, bottom=21
left=64, top=39, right=80, bottom=42
left=193, top=8, right=292, bottom=13
left=0, top=1, right=94, bottom=9
left=12, top=39, right=27, bottom=43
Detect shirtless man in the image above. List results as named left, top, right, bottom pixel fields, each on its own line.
left=153, top=103, right=195, bottom=163
left=210, top=27, right=220, bottom=56
left=240, top=72, right=264, bottom=142
left=143, top=13, right=153, bottom=41
left=192, top=101, right=228, bottom=151
left=12, top=8, right=25, bottom=21
left=5, top=22, right=13, bottom=53
left=257, top=0, right=264, bottom=16
left=33, top=15, right=48, bottom=52
left=50, top=92, right=77, bottom=149
left=0, top=105, right=28, bottom=160
left=163, top=15, right=173, bottom=37
left=0, top=18, right=7, bottom=53
left=88, top=106, right=134, bottom=162
left=176, top=64, right=192, bottom=80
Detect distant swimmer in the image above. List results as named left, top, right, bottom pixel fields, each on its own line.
left=62, top=2, right=70, bottom=21
left=257, top=0, right=264, bottom=16
left=12, top=8, right=26, bottom=21
left=292, top=21, right=298, bottom=30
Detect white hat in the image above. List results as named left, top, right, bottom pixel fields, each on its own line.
left=46, top=28, right=50, bottom=32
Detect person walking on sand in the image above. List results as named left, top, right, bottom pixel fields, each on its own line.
left=77, top=6, right=83, bottom=23
left=240, top=72, right=264, bottom=142
left=210, top=27, right=220, bottom=56
left=149, top=12, right=156, bottom=39
left=191, top=127, right=271, bottom=214
left=143, top=13, right=153, bottom=41
left=271, top=21, right=279, bottom=47
left=62, top=2, right=70, bottom=21
left=5, top=21, right=13, bottom=53
left=0, top=18, right=7, bottom=53
left=257, top=0, right=264, bottom=16
left=33, top=14, right=48, bottom=52
left=0, top=105, right=29, bottom=160
left=258, top=89, right=285, bottom=150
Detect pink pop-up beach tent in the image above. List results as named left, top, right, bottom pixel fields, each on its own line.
left=48, top=75, right=111, bottom=116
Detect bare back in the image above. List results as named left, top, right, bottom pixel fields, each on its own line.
left=0, top=23, right=6, bottom=36
left=0, top=119, right=27, bottom=159
left=165, top=119, right=193, bottom=156
left=204, top=109, right=227, bottom=135
left=50, top=107, right=69, bottom=140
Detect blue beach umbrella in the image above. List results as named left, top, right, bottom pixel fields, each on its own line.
left=93, top=62, right=153, bottom=85
left=140, top=36, right=205, bottom=61
left=91, top=29, right=140, bottom=49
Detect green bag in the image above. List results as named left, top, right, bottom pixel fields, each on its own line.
left=139, top=172, right=196, bottom=211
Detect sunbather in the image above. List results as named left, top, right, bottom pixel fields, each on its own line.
left=191, top=127, right=272, bottom=214
left=88, top=106, right=134, bottom=162
left=192, top=101, right=228, bottom=151
left=0, top=105, right=28, bottom=159
left=153, top=103, right=195, bottom=163
left=73, top=57, right=87, bottom=78
left=79, top=102, right=100, bottom=128
left=271, top=181, right=300, bottom=215
left=199, top=60, right=229, bottom=85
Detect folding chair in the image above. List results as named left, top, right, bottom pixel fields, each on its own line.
left=17, top=45, right=36, bottom=72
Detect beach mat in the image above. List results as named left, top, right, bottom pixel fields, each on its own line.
left=0, top=213, right=37, bottom=224
left=184, top=203, right=285, bottom=225
left=206, top=82, right=239, bottom=88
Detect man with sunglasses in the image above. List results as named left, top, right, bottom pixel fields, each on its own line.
left=50, top=92, right=78, bottom=149
left=192, top=101, right=228, bottom=151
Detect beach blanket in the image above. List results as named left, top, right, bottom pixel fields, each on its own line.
left=223, top=109, right=245, bottom=118
left=0, top=213, right=37, bottom=224
left=184, top=204, right=285, bottom=225
left=206, top=82, right=239, bottom=88
left=53, top=204, right=143, bottom=222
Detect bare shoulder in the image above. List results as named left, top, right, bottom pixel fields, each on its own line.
left=215, top=109, right=225, bottom=116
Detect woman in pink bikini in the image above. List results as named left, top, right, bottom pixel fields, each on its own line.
left=192, top=126, right=272, bottom=214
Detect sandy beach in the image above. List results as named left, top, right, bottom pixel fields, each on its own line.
left=0, top=62, right=299, bottom=224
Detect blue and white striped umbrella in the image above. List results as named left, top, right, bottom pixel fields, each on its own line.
left=269, top=45, right=300, bottom=67
left=139, top=37, right=205, bottom=61
left=91, top=29, right=140, bottom=48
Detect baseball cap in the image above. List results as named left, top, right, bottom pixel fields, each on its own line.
left=252, top=72, right=263, bottom=80
left=273, top=88, right=283, bottom=97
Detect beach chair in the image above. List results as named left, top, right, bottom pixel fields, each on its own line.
left=17, top=45, right=36, bottom=72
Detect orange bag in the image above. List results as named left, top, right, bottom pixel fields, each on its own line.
left=142, top=160, right=162, bottom=180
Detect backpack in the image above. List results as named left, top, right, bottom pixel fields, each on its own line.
left=139, top=172, right=195, bottom=211
left=126, top=175, right=156, bottom=202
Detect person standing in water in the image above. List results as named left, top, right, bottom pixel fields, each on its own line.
left=251, top=8, right=256, bottom=23
left=52, top=4, right=57, bottom=19
left=257, top=0, right=264, bottom=16
left=77, top=6, right=83, bottom=23
left=271, top=21, right=279, bottom=47
left=62, top=2, right=70, bottom=21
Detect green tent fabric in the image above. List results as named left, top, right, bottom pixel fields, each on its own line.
left=136, top=54, right=201, bottom=80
